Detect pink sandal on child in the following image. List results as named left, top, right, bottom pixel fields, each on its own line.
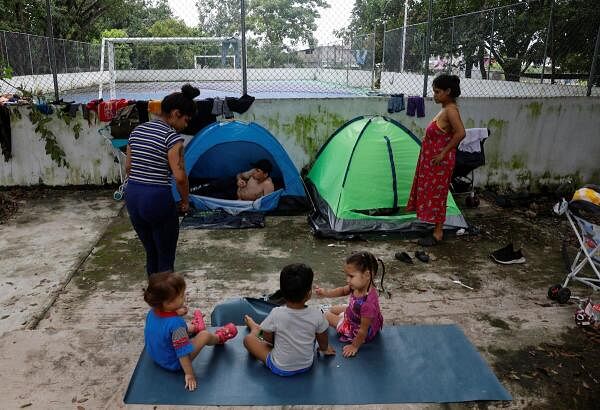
left=191, top=309, right=206, bottom=334
left=215, top=323, right=238, bottom=344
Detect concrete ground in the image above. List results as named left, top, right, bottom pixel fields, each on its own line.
left=0, top=188, right=598, bottom=410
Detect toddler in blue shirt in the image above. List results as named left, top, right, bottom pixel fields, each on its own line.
left=144, top=272, right=237, bottom=391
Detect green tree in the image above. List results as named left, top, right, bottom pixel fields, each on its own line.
left=348, top=0, right=599, bottom=82
left=195, top=0, right=329, bottom=68
left=97, top=0, right=173, bottom=38
left=145, top=18, right=201, bottom=69
left=548, top=0, right=600, bottom=82
left=196, top=0, right=240, bottom=36
left=0, top=0, right=48, bottom=35
left=100, top=28, right=132, bottom=69
left=247, top=0, right=329, bottom=68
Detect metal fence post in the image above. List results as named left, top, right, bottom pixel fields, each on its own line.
left=487, top=10, right=494, bottom=81
left=587, top=24, right=600, bottom=97
left=98, top=38, right=105, bottom=98
left=63, top=39, right=68, bottom=73
left=108, top=41, right=116, bottom=99
left=450, top=17, right=454, bottom=72
left=371, top=25, right=377, bottom=90
left=382, top=23, right=386, bottom=72
left=45, top=0, right=59, bottom=102
left=401, top=0, right=408, bottom=72
left=27, top=35, right=34, bottom=75
left=240, top=0, right=248, bottom=95
left=540, top=0, right=554, bottom=84
left=422, top=0, right=433, bottom=97
left=2, top=32, right=8, bottom=68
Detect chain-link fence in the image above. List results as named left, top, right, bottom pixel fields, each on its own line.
left=0, top=0, right=598, bottom=101
left=382, top=1, right=600, bottom=97
left=0, top=30, right=102, bottom=98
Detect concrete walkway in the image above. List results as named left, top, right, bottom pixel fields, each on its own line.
left=0, top=189, right=595, bottom=409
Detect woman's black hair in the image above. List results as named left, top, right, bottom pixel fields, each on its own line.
left=161, top=83, right=200, bottom=117
left=143, top=271, right=186, bottom=309
left=432, top=74, right=461, bottom=99
left=345, top=251, right=390, bottom=298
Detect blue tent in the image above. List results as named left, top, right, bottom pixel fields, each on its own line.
left=173, top=121, right=307, bottom=213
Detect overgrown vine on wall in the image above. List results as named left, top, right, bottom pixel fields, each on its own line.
left=9, top=106, right=21, bottom=121
left=72, top=122, right=82, bottom=139
left=56, top=108, right=82, bottom=140
left=28, top=106, right=69, bottom=168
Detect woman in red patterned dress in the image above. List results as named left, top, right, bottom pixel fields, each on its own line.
left=407, top=74, right=465, bottom=246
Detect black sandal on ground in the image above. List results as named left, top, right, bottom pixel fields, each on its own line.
left=394, top=251, right=414, bottom=264
left=415, top=250, right=430, bottom=263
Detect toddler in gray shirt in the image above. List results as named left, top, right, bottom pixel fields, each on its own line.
left=243, top=263, right=336, bottom=376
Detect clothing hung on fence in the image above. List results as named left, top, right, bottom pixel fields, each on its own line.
left=182, top=94, right=255, bottom=135
left=406, top=96, right=425, bottom=118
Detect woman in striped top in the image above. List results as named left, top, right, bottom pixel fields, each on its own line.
left=125, top=84, right=200, bottom=275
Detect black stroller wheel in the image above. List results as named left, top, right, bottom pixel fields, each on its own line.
left=547, top=284, right=562, bottom=300
left=557, top=287, right=571, bottom=304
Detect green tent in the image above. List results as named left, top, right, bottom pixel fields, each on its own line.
left=306, top=115, right=468, bottom=238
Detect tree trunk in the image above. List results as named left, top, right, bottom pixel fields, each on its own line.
left=465, top=55, right=473, bottom=78
left=479, top=56, right=487, bottom=79
left=477, top=47, right=487, bottom=79
left=503, top=58, right=521, bottom=82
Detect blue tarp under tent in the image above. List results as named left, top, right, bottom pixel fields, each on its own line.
left=172, top=121, right=307, bottom=215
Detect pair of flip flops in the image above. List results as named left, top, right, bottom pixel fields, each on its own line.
left=395, top=251, right=430, bottom=264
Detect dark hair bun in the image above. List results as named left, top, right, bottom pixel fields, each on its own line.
left=451, top=75, right=460, bottom=85
left=181, top=84, right=200, bottom=100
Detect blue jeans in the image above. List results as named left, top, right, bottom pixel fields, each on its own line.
left=125, top=181, right=179, bottom=275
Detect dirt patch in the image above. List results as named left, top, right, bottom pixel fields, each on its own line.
left=490, top=326, right=600, bottom=409
left=0, top=190, right=19, bottom=223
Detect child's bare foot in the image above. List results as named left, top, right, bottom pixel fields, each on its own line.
left=244, top=315, right=260, bottom=332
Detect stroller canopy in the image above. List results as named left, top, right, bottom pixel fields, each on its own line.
left=306, top=115, right=468, bottom=238
left=173, top=121, right=307, bottom=212
left=571, top=185, right=600, bottom=215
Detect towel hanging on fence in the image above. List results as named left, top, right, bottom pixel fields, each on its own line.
left=387, top=94, right=405, bottom=113
left=182, top=95, right=255, bottom=135
left=406, top=96, right=425, bottom=117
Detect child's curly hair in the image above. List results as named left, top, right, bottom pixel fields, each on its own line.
left=143, top=271, right=186, bottom=308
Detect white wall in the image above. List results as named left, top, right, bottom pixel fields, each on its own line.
left=1, top=96, right=599, bottom=189
left=0, top=109, right=120, bottom=186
